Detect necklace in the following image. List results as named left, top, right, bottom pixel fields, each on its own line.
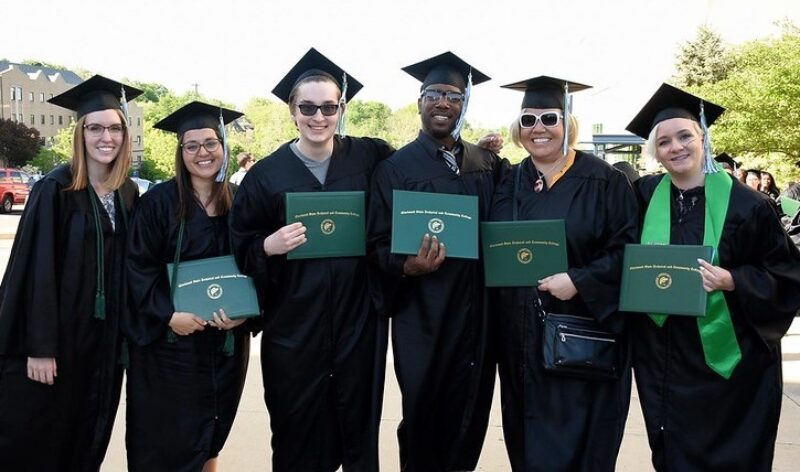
left=676, top=187, right=700, bottom=223
left=532, top=153, right=568, bottom=193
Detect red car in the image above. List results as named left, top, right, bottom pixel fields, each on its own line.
left=0, top=168, right=31, bottom=213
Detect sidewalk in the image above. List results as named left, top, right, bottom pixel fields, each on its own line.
left=101, top=319, right=800, bottom=471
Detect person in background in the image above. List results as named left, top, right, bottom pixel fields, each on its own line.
left=745, top=169, right=762, bottom=191
left=367, top=51, right=506, bottom=471
left=760, top=170, right=781, bottom=201
left=733, top=167, right=747, bottom=184
left=229, top=151, right=254, bottom=185
left=613, top=160, right=641, bottom=183
left=0, top=76, right=141, bottom=471
left=125, top=102, right=249, bottom=472
left=627, top=83, right=800, bottom=472
left=230, top=48, right=394, bottom=471
left=714, top=152, right=738, bottom=175
left=490, top=76, right=638, bottom=471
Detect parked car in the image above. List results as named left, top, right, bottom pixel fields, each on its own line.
left=0, top=168, right=31, bottom=213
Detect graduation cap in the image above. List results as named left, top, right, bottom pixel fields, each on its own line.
left=272, top=48, right=363, bottom=104
left=626, top=83, right=725, bottom=173
left=502, top=76, right=591, bottom=156
left=502, top=76, right=591, bottom=109
left=272, top=48, right=363, bottom=136
left=48, top=74, right=143, bottom=120
left=714, top=152, right=739, bottom=170
left=402, top=51, right=490, bottom=139
left=154, top=101, right=244, bottom=182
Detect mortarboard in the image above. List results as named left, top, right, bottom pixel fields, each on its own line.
left=48, top=74, right=143, bottom=119
left=272, top=48, right=363, bottom=104
left=502, top=75, right=590, bottom=109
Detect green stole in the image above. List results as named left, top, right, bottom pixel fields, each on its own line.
left=640, top=171, right=741, bottom=379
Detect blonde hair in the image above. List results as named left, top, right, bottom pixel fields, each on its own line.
left=642, top=120, right=703, bottom=161
left=509, top=112, right=579, bottom=149
left=66, top=109, right=132, bottom=191
left=287, top=74, right=343, bottom=112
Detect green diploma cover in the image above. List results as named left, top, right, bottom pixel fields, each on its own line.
left=167, top=255, right=260, bottom=321
left=780, top=196, right=800, bottom=217
left=285, top=191, right=366, bottom=260
left=391, top=190, right=479, bottom=260
left=619, top=244, right=714, bottom=317
left=480, top=220, right=568, bottom=287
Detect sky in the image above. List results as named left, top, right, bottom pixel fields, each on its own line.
left=4, top=0, right=799, bottom=140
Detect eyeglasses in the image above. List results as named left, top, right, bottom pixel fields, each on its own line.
left=181, top=139, right=222, bottom=154
left=83, top=123, right=125, bottom=137
left=296, top=103, right=340, bottom=116
left=519, top=112, right=562, bottom=129
left=421, top=89, right=465, bottom=104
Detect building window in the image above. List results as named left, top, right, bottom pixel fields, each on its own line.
left=136, top=135, right=141, bottom=145
left=30, top=114, right=35, bottom=125
left=40, top=115, right=45, bottom=125
left=58, top=115, right=63, bottom=125
left=39, top=93, right=45, bottom=103
left=49, top=93, right=54, bottom=99
left=16, top=87, right=22, bottom=101
left=28, top=92, right=34, bottom=101
left=50, top=115, right=54, bottom=125
left=137, top=117, right=141, bottom=126
left=9, top=87, right=16, bottom=101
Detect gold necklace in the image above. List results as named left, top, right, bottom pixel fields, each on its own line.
left=532, top=153, right=568, bottom=193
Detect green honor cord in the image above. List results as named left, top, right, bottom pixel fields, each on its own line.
left=640, top=171, right=742, bottom=379
left=87, top=186, right=106, bottom=320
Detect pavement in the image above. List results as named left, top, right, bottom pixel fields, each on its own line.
left=0, top=210, right=798, bottom=471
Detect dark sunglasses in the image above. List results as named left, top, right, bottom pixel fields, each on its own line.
left=297, top=103, right=340, bottom=116
left=519, top=112, right=562, bottom=129
left=421, top=89, right=465, bottom=104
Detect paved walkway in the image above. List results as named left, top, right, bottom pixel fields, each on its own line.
left=0, top=212, right=797, bottom=471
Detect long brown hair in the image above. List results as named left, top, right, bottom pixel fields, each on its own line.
left=174, top=127, right=232, bottom=221
left=66, top=109, right=132, bottom=191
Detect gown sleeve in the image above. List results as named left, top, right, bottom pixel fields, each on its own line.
left=125, top=192, right=173, bottom=345
left=567, top=169, right=640, bottom=321
left=229, top=170, right=273, bottom=279
left=727, top=197, right=800, bottom=343
left=0, top=178, right=62, bottom=357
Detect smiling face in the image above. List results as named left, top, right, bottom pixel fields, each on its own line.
left=83, top=109, right=125, bottom=168
left=519, top=107, right=564, bottom=163
left=291, top=79, right=341, bottom=147
left=653, top=117, right=704, bottom=180
left=180, top=128, right=223, bottom=183
left=418, top=83, right=463, bottom=144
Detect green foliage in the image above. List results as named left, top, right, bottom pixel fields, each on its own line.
left=126, top=80, right=171, bottom=103
left=30, top=147, right=68, bottom=173
left=0, top=118, right=42, bottom=167
left=21, top=59, right=69, bottom=70
left=346, top=100, right=391, bottom=138
left=688, top=23, right=800, bottom=185
left=674, top=26, right=733, bottom=87
left=383, top=103, right=420, bottom=149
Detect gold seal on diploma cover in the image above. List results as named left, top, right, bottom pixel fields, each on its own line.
left=207, top=283, right=223, bottom=300
left=655, top=272, right=672, bottom=290
left=320, top=218, right=336, bottom=235
left=517, top=248, right=533, bottom=264
left=428, top=218, right=445, bottom=234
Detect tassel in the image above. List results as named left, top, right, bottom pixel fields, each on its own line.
left=699, top=101, right=719, bottom=174
left=119, top=339, right=129, bottom=368
left=451, top=70, right=472, bottom=140
left=562, top=83, right=571, bottom=157
left=167, top=329, right=177, bottom=344
left=120, top=86, right=130, bottom=123
left=335, top=73, right=349, bottom=137
left=221, top=330, right=234, bottom=357
left=215, top=109, right=229, bottom=182
left=94, top=291, right=106, bottom=320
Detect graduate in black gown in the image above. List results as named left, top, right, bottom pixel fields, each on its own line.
left=626, top=84, right=800, bottom=472
left=366, top=52, right=506, bottom=472
left=0, top=76, right=140, bottom=471
left=488, top=77, right=638, bottom=472
left=229, top=49, right=394, bottom=471
left=125, top=102, right=250, bottom=472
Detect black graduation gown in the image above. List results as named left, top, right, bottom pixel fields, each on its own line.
left=366, top=131, right=507, bottom=472
left=488, top=153, right=638, bottom=472
left=0, top=164, right=137, bottom=471
left=633, top=175, right=800, bottom=472
left=124, top=179, right=249, bottom=472
left=230, top=136, right=394, bottom=472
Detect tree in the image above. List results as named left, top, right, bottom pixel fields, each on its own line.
left=674, top=26, right=733, bottom=87
left=689, top=22, right=800, bottom=184
left=346, top=100, right=391, bottom=138
left=0, top=119, right=41, bottom=167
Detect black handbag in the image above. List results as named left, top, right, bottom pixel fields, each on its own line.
left=534, top=296, right=621, bottom=381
